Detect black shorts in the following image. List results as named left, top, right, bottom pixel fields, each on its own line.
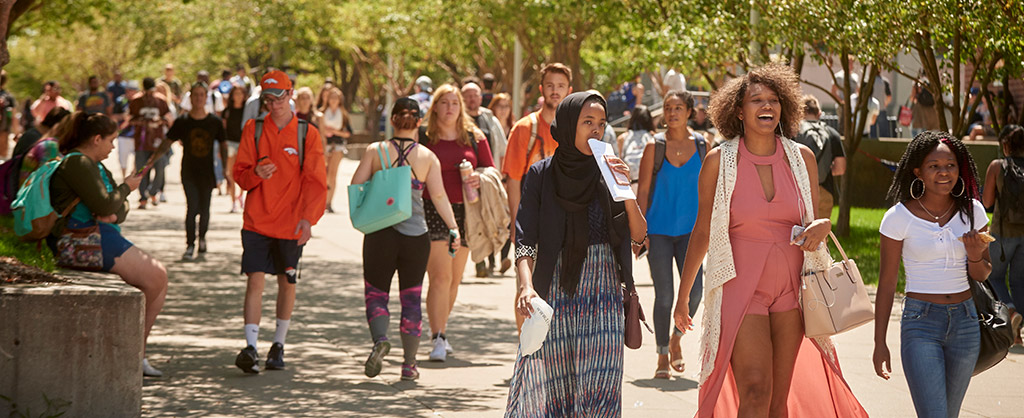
left=240, top=229, right=303, bottom=275
left=327, top=135, right=346, bottom=145
left=424, top=200, right=467, bottom=245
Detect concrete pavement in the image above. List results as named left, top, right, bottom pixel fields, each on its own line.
left=109, top=144, right=1024, bottom=417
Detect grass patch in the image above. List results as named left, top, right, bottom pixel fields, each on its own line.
left=0, top=216, right=56, bottom=272
left=828, top=207, right=899, bottom=290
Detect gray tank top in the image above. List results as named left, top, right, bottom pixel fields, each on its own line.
left=389, top=139, right=428, bottom=236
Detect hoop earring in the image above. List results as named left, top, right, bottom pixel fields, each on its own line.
left=952, top=177, right=966, bottom=198
left=910, top=178, right=924, bottom=199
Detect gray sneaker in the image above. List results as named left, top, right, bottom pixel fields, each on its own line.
left=364, top=340, right=391, bottom=377
left=235, top=345, right=260, bottom=374
left=142, top=358, right=163, bottom=377
left=181, top=245, right=195, bottom=261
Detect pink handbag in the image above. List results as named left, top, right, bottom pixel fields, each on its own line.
left=801, top=232, right=874, bottom=338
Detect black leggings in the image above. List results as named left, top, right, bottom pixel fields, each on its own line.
left=363, top=227, right=430, bottom=344
left=182, top=178, right=212, bottom=246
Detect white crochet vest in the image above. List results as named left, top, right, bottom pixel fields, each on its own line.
left=698, top=136, right=835, bottom=386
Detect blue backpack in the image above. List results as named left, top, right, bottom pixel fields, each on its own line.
left=11, top=153, right=79, bottom=241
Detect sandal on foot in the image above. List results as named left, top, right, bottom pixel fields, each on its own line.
left=670, top=359, right=685, bottom=374
left=654, top=369, right=671, bottom=379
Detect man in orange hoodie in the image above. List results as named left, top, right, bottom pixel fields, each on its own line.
left=232, top=70, right=327, bottom=373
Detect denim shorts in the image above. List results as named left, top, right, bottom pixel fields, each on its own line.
left=900, top=297, right=980, bottom=418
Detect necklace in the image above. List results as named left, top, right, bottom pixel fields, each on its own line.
left=918, top=199, right=955, bottom=221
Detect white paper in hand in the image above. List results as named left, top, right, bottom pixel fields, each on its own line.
left=519, top=297, right=554, bottom=356
left=588, top=139, right=636, bottom=202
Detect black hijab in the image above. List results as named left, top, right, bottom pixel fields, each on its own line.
left=551, top=92, right=608, bottom=294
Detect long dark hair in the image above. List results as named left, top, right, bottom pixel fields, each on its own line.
left=1000, top=124, right=1024, bottom=157
left=886, top=130, right=981, bottom=226
left=58, top=111, right=118, bottom=154
left=628, top=105, right=655, bottom=131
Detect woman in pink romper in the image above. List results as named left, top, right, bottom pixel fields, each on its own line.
left=672, top=64, right=867, bottom=417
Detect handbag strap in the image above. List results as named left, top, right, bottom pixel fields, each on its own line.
left=826, top=231, right=851, bottom=263
left=375, top=142, right=393, bottom=169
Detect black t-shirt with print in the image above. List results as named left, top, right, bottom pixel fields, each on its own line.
left=167, top=113, right=225, bottom=189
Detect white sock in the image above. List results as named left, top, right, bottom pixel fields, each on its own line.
left=244, top=324, right=259, bottom=350
left=274, top=318, right=290, bottom=345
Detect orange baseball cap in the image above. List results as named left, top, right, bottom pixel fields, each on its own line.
left=260, top=70, right=292, bottom=97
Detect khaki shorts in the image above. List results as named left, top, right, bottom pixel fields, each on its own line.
left=817, top=186, right=834, bottom=219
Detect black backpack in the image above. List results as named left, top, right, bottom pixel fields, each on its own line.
left=795, top=121, right=833, bottom=184
left=997, top=157, right=1024, bottom=261
left=916, top=81, right=935, bottom=107
left=649, top=132, right=706, bottom=208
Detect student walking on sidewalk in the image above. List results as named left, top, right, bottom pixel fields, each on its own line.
left=351, top=98, right=460, bottom=381
left=166, top=82, right=226, bottom=261
left=231, top=70, right=327, bottom=374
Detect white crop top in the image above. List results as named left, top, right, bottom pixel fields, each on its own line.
left=878, top=199, right=988, bottom=294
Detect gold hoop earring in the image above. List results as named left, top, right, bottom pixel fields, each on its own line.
left=911, top=178, right=924, bottom=199
left=952, top=177, right=966, bottom=198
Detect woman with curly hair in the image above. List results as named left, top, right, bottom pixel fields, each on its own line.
left=672, top=63, right=867, bottom=416
left=875, top=131, right=992, bottom=417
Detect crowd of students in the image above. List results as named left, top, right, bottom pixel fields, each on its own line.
left=1, top=58, right=1022, bottom=417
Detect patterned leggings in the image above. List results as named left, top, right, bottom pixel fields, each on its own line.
left=363, top=227, right=429, bottom=363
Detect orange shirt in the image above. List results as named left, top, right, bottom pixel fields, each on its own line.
left=501, top=111, right=559, bottom=182
left=233, top=115, right=328, bottom=240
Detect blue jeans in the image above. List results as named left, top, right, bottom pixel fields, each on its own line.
left=647, top=233, right=702, bottom=354
left=987, top=235, right=1024, bottom=310
left=901, top=297, right=980, bottom=418
left=135, top=150, right=166, bottom=201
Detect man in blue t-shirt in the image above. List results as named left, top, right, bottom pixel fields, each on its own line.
left=78, top=75, right=112, bottom=115
left=107, top=70, right=127, bottom=114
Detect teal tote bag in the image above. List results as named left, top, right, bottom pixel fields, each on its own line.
left=347, top=144, right=412, bottom=234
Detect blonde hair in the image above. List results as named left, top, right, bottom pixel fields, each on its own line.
left=426, top=83, right=475, bottom=146
left=155, top=80, right=175, bottom=109
left=295, top=87, right=316, bottom=114
left=319, top=86, right=350, bottom=130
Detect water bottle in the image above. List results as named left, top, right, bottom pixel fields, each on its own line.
left=459, top=159, right=479, bottom=203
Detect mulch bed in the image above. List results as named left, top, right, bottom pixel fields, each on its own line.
left=0, top=256, right=67, bottom=285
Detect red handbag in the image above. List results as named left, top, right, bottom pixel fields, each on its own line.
left=899, top=105, right=913, bottom=127
left=623, top=282, right=653, bottom=349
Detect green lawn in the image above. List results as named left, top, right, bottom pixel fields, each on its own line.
left=827, top=207, right=898, bottom=290
left=0, top=216, right=56, bottom=272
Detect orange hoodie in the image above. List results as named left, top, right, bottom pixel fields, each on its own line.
left=233, top=115, right=327, bottom=240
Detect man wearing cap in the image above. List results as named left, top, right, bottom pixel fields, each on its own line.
left=231, top=70, right=328, bottom=374
left=411, top=75, right=433, bottom=117
left=129, top=77, right=171, bottom=209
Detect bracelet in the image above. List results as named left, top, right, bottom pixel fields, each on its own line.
left=968, top=256, right=984, bottom=263
left=631, top=233, right=647, bottom=246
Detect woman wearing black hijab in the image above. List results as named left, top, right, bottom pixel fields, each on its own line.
left=505, top=92, right=647, bottom=417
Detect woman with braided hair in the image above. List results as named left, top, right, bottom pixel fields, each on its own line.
left=875, top=130, right=992, bottom=417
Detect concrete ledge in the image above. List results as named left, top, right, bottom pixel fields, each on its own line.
left=0, top=275, right=143, bottom=417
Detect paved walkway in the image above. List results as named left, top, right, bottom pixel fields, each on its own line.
left=109, top=145, right=1023, bottom=417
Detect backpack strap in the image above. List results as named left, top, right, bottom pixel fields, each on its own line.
left=523, top=112, right=544, bottom=177
left=255, top=116, right=308, bottom=170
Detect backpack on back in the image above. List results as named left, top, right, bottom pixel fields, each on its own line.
left=999, top=157, right=1024, bottom=226
left=0, top=153, right=27, bottom=215
left=796, top=121, right=833, bottom=183
left=11, top=155, right=79, bottom=241
left=649, top=132, right=706, bottom=208
left=254, top=117, right=309, bottom=169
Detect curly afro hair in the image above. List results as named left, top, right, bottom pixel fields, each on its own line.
left=886, top=130, right=982, bottom=227
left=708, top=63, right=804, bottom=140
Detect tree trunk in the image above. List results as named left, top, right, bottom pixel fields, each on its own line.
left=836, top=158, right=853, bottom=236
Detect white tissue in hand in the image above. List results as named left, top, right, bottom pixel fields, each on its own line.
left=520, top=297, right=554, bottom=356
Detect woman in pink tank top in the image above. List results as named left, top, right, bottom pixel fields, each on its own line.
left=671, top=64, right=868, bottom=417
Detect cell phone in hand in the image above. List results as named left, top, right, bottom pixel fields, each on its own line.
left=791, top=225, right=806, bottom=246
left=604, top=155, right=631, bottom=186
left=447, top=230, right=458, bottom=257
left=636, top=245, right=648, bottom=259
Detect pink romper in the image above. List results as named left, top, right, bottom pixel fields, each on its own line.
left=698, top=137, right=867, bottom=417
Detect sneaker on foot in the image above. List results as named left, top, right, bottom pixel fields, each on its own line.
left=158, top=193, right=167, bottom=203
left=151, top=196, right=159, bottom=207
left=265, top=342, right=285, bottom=370
left=138, top=201, right=147, bottom=210
left=429, top=337, right=446, bottom=362
left=500, top=258, right=512, bottom=275
left=444, top=337, right=453, bottom=355
left=142, top=358, right=163, bottom=377
left=364, top=340, right=391, bottom=377
left=401, top=362, right=419, bottom=381
left=198, top=238, right=207, bottom=254
left=181, top=245, right=195, bottom=261
left=235, top=345, right=260, bottom=374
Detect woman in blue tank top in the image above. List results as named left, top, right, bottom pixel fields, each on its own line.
left=636, top=90, right=706, bottom=378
